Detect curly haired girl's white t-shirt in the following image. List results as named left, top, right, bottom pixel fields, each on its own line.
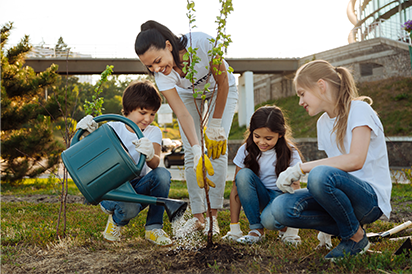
left=317, top=100, right=392, bottom=218
left=233, top=143, right=302, bottom=191
left=154, top=32, right=236, bottom=94
left=108, top=122, right=162, bottom=178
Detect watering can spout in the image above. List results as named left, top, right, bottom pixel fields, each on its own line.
left=101, top=182, right=187, bottom=223
left=157, top=197, right=188, bottom=222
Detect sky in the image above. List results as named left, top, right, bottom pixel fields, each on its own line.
left=3, top=0, right=354, bottom=59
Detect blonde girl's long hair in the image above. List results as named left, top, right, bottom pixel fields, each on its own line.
left=293, top=60, right=372, bottom=154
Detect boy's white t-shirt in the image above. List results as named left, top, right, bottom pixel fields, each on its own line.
left=108, top=122, right=162, bottom=178
left=317, top=100, right=392, bottom=218
left=154, top=32, right=236, bottom=94
left=233, top=143, right=302, bottom=191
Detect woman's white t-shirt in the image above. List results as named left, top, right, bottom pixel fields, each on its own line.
left=233, top=143, right=302, bottom=191
left=154, top=32, right=236, bottom=94
left=108, top=122, right=162, bottom=178
left=317, top=100, right=392, bottom=218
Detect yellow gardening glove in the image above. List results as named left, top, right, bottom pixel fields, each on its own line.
left=205, top=118, right=227, bottom=160
left=192, top=145, right=215, bottom=189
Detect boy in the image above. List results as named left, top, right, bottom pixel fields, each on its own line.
left=77, top=80, right=172, bottom=246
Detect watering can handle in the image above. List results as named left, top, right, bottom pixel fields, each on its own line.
left=71, top=114, right=146, bottom=168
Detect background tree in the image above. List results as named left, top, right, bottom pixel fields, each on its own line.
left=55, top=36, right=70, bottom=57
left=1, top=22, right=64, bottom=183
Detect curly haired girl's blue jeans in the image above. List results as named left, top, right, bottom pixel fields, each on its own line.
left=100, top=167, right=171, bottom=230
left=235, top=168, right=284, bottom=230
left=263, top=166, right=382, bottom=240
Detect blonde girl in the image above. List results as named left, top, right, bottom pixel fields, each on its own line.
left=262, top=60, right=392, bottom=260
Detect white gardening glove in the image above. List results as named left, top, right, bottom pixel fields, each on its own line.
left=276, top=164, right=304, bottom=194
left=132, top=137, right=155, bottom=162
left=76, top=115, right=98, bottom=134
left=192, top=144, right=202, bottom=172
left=316, top=231, right=333, bottom=250
left=205, top=118, right=227, bottom=160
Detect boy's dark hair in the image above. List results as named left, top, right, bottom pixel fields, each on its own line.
left=135, top=20, right=187, bottom=75
left=244, top=105, right=304, bottom=177
left=122, top=80, right=162, bottom=116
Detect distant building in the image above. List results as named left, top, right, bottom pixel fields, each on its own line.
left=250, top=0, right=412, bottom=106
left=347, top=0, right=412, bottom=44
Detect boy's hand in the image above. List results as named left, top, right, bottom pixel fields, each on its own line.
left=205, top=118, right=226, bottom=160
left=76, top=115, right=98, bottom=135
left=276, top=164, right=304, bottom=194
left=132, top=138, right=154, bottom=161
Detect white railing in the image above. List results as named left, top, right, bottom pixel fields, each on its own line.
left=351, top=19, right=411, bottom=45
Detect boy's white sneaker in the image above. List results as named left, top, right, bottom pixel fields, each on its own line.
left=103, top=215, right=122, bottom=242
left=203, top=216, right=220, bottom=236
left=145, top=229, right=173, bottom=246
left=175, top=217, right=205, bottom=238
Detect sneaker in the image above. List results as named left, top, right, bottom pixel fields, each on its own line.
left=280, top=228, right=301, bottom=246
left=222, top=231, right=244, bottom=241
left=100, top=203, right=114, bottom=215
left=237, top=229, right=264, bottom=244
left=324, top=230, right=370, bottom=261
left=203, top=216, right=220, bottom=236
left=316, top=231, right=333, bottom=250
left=103, top=215, right=122, bottom=242
left=145, top=229, right=173, bottom=246
left=175, top=217, right=205, bottom=238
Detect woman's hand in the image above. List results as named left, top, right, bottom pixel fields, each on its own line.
left=205, top=118, right=227, bottom=159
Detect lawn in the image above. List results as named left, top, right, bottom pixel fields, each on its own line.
left=1, top=178, right=411, bottom=273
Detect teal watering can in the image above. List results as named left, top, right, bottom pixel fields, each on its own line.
left=61, top=114, right=187, bottom=222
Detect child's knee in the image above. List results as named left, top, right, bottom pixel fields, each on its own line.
left=261, top=205, right=285, bottom=230
left=235, top=168, right=253, bottom=187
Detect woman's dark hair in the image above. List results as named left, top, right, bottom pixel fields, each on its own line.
left=244, top=105, right=303, bottom=177
left=135, top=20, right=187, bottom=75
left=122, top=80, right=162, bottom=116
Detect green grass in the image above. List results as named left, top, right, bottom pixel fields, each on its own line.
left=1, top=177, right=81, bottom=196
left=1, top=178, right=412, bottom=273
left=229, top=77, right=412, bottom=139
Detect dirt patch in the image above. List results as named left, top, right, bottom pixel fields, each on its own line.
left=2, top=241, right=332, bottom=274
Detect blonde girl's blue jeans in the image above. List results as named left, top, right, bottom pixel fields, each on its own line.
left=263, top=166, right=383, bottom=240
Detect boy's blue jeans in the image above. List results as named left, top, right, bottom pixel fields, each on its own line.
left=236, top=168, right=284, bottom=230
left=263, top=166, right=382, bottom=240
left=100, top=167, right=171, bottom=230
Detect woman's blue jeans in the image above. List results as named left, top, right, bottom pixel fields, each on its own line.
left=100, top=167, right=171, bottom=230
left=265, top=166, right=382, bottom=240
left=236, top=168, right=283, bottom=230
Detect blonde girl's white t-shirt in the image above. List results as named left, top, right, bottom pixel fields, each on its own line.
left=316, top=100, right=392, bottom=218
left=108, top=122, right=162, bottom=178
left=154, top=32, right=236, bottom=94
left=233, top=143, right=302, bottom=191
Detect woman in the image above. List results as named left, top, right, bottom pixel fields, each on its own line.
left=135, top=20, right=238, bottom=236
